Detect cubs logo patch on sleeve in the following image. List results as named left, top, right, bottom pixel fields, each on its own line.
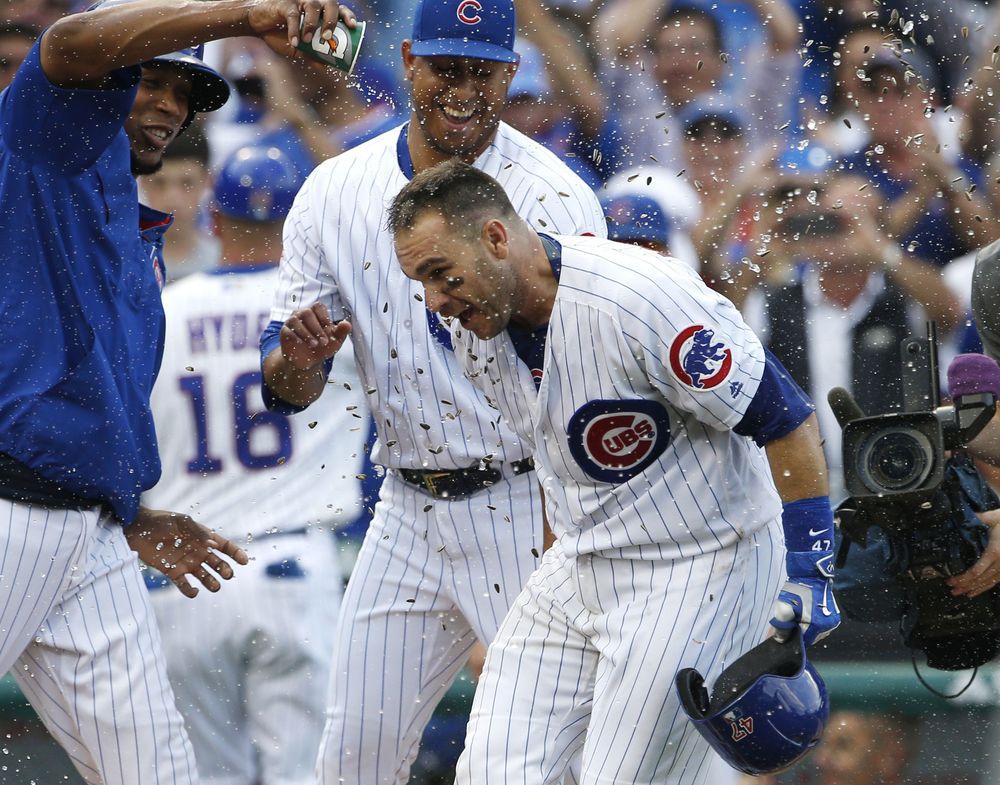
left=669, top=324, right=733, bottom=391
left=567, top=400, right=671, bottom=483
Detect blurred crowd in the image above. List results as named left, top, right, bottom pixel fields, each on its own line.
left=2, top=0, right=1000, bottom=782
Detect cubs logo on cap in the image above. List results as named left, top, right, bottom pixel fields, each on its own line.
left=669, top=325, right=733, bottom=391
left=567, top=400, right=671, bottom=483
left=457, top=0, right=483, bottom=24
left=410, top=0, right=519, bottom=63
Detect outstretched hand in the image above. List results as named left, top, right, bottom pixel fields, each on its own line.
left=126, top=507, right=249, bottom=598
left=280, top=302, right=352, bottom=370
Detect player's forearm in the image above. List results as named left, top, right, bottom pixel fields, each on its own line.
left=764, top=413, right=829, bottom=503
left=262, top=347, right=327, bottom=407
left=42, top=0, right=255, bottom=86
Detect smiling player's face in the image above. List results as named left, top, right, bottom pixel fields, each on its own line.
left=395, top=210, right=516, bottom=340
left=403, top=44, right=516, bottom=163
left=125, top=63, right=192, bottom=176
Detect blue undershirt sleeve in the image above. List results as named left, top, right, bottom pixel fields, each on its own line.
left=734, top=349, right=814, bottom=446
left=259, top=320, right=334, bottom=414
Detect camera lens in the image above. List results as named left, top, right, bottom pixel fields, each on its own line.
left=858, top=428, right=934, bottom=494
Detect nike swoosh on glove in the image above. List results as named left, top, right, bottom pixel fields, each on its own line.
left=770, top=577, right=841, bottom=647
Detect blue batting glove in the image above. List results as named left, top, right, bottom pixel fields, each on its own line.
left=770, top=575, right=841, bottom=647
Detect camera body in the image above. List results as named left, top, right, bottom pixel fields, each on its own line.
left=840, top=328, right=995, bottom=503
left=834, top=325, right=1000, bottom=671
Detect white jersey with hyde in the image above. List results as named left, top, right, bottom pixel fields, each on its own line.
left=143, top=267, right=366, bottom=537
left=270, top=122, right=606, bottom=470
left=453, top=235, right=782, bottom=560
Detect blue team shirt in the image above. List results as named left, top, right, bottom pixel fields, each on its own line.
left=0, top=41, right=172, bottom=523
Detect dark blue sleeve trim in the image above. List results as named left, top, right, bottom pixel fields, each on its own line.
left=734, top=349, right=814, bottom=446
left=258, top=319, right=332, bottom=414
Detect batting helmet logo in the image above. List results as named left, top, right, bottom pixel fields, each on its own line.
left=567, top=400, right=671, bottom=483
left=457, top=0, right=483, bottom=25
left=669, top=324, right=733, bottom=391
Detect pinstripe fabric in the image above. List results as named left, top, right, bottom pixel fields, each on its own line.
left=269, top=121, right=604, bottom=785
left=1, top=499, right=198, bottom=784
left=453, top=236, right=782, bottom=560
left=456, top=518, right=785, bottom=785
left=149, top=529, right=341, bottom=785
left=270, top=122, right=606, bottom=471
left=315, top=470, right=543, bottom=785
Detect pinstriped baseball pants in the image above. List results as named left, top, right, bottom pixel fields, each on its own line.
left=456, top=516, right=786, bottom=785
left=315, top=469, right=544, bottom=785
left=0, top=498, right=198, bottom=784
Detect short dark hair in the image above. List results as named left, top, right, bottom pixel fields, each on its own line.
left=387, top=158, right=517, bottom=238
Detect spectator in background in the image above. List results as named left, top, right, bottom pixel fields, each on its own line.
left=138, top=120, right=220, bottom=282
left=0, top=22, right=37, bottom=92
left=601, top=166, right=702, bottom=267
left=813, top=710, right=916, bottom=785
left=207, top=38, right=403, bottom=174
left=601, top=193, right=674, bottom=254
left=593, top=0, right=800, bottom=172
left=507, top=0, right=629, bottom=186
left=840, top=49, right=993, bottom=265
left=501, top=38, right=625, bottom=188
left=742, top=169, right=958, bottom=496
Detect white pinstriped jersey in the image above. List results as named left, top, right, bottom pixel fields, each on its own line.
left=143, top=267, right=366, bottom=537
left=452, top=235, right=783, bottom=560
left=270, top=122, right=606, bottom=469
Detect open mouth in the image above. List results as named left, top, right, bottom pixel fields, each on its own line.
left=141, top=125, right=174, bottom=151
left=440, top=104, right=476, bottom=128
left=457, top=306, right=476, bottom=326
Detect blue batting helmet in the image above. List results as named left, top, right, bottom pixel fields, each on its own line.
left=213, top=146, right=304, bottom=222
left=86, top=0, right=230, bottom=114
left=675, top=628, right=830, bottom=776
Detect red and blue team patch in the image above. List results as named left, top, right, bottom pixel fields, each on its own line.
left=567, top=400, right=671, bottom=483
left=668, top=324, right=733, bottom=391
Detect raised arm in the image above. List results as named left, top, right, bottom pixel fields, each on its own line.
left=41, top=0, right=355, bottom=87
left=515, top=0, right=605, bottom=138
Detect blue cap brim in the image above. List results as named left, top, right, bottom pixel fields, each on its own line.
left=410, top=39, right=519, bottom=64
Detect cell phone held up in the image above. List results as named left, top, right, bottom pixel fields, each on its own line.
left=295, top=13, right=366, bottom=74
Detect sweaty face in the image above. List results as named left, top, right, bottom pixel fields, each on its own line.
left=395, top=211, right=516, bottom=340
left=125, top=63, right=193, bottom=176
left=404, top=46, right=516, bottom=162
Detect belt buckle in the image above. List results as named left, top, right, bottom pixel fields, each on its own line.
left=421, top=471, right=452, bottom=498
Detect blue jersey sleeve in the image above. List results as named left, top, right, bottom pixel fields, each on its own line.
left=259, top=320, right=334, bottom=414
left=0, top=39, right=140, bottom=173
left=734, top=349, right=814, bottom=446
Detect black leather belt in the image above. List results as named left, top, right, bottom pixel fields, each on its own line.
left=399, top=458, right=535, bottom=500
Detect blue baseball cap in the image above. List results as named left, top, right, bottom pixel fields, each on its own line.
left=410, top=0, right=519, bottom=64
left=601, top=194, right=671, bottom=246
left=678, top=96, right=747, bottom=136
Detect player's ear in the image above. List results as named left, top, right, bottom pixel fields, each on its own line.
left=482, top=219, right=509, bottom=258
left=401, top=40, right=415, bottom=79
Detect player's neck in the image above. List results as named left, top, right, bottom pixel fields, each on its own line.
left=511, top=234, right=557, bottom=330
left=407, top=119, right=493, bottom=174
